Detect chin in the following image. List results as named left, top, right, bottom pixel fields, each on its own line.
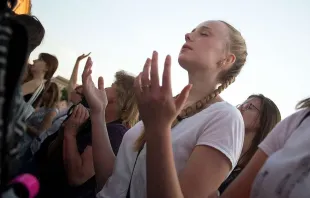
left=178, top=54, right=192, bottom=71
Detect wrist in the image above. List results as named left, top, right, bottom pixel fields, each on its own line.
left=64, top=127, right=78, bottom=137
left=144, top=125, right=171, bottom=139
left=90, top=110, right=105, bottom=120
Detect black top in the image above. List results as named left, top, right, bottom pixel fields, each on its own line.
left=36, top=118, right=128, bottom=198
left=23, top=91, right=43, bottom=108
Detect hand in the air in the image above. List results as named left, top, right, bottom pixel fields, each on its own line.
left=77, top=52, right=91, bottom=62
left=82, top=57, right=108, bottom=114
left=64, top=104, right=89, bottom=136
left=134, top=51, right=192, bottom=131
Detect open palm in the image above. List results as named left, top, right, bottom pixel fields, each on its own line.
left=77, top=52, right=91, bottom=61
left=82, top=57, right=108, bottom=114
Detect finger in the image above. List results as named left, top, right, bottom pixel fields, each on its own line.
left=175, top=84, right=192, bottom=112
left=150, top=51, right=160, bottom=91
left=75, top=104, right=82, bottom=119
left=82, top=57, right=92, bottom=81
left=80, top=106, right=88, bottom=121
left=162, top=55, right=172, bottom=94
left=71, top=105, right=79, bottom=118
left=98, top=77, right=104, bottom=90
left=141, top=58, right=151, bottom=87
left=85, top=109, right=90, bottom=120
left=85, top=52, right=91, bottom=57
left=134, top=73, right=142, bottom=100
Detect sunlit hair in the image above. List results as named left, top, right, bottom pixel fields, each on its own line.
left=114, top=70, right=139, bottom=128
left=238, top=94, right=281, bottom=168
left=42, top=82, right=60, bottom=109
left=134, top=20, right=248, bottom=151
left=296, top=97, right=310, bottom=109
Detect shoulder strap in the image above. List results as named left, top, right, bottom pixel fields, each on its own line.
left=126, top=145, right=144, bottom=198
left=296, top=110, right=310, bottom=128
left=27, top=81, right=44, bottom=106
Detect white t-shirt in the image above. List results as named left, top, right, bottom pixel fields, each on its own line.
left=97, top=101, right=244, bottom=198
left=251, top=108, right=310, bottom=198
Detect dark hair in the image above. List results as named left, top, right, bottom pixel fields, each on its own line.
left=39, top=53, right=58, bottom=79
left=12, top=14, right=45, bottom=54
left=238, top=94, right=281, bottom=168
left=296, top=97, right=310, bottom=109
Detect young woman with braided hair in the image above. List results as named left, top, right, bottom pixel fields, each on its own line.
left=82, top=20, right=247, bottom=198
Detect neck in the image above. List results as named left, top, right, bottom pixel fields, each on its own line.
left=186, top=71, right=218, bottom=106
left=105, top=104, right=119, bottom=123
left=32, top=72, right=45, bottom=81
left=241, top=130, right=256, bottom=156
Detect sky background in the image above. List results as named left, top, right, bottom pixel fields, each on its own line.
left=30, top=0, right=310, bottom=118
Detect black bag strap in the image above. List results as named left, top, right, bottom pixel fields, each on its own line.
left=126, top=145, right=144, bottom=198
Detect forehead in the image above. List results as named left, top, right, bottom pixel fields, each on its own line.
left=195, top=20, right=229, bottom=37
left=245, top=97, right=262, bottom=108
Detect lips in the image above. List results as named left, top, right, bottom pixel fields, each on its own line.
left=182, top=44, right=193, bottom=50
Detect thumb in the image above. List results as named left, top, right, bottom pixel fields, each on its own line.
left=98, top=76, right=104, bottom=90
left=175, top=84, right=192, bottom=112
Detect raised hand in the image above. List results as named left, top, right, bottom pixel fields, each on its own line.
left=77, top=52, right=91, bottom=62
left=82, top=57, right=108, bottom=114
left=134, top=51, right=192, bottom=131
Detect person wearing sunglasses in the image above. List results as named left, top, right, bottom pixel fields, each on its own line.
left=214, top=94, right=281, bottom=196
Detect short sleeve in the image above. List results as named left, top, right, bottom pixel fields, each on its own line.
left=259, top=109, right=309, bottom=156
left=196, top=105, right=244, bottom=168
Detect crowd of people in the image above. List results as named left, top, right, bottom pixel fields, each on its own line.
left=1, top=2, right=309, bottom=198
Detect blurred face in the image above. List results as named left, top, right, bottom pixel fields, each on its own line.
left=105, top=83, right=117, bottom=104
left=178, top=21, right=231, bottom=73
left=238, top=97, right=261, bottom=131
left=70, top=87, right=83, bottom=104
left=31, top=56, right=48, bottom=74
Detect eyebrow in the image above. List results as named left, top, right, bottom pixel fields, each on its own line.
left=191, top=26, right=212, bottom=33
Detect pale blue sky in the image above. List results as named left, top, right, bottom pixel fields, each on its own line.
left=30, top=0, right=310, bottom=118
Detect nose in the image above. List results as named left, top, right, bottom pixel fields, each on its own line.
left=185, top=32, right=192, bottom=42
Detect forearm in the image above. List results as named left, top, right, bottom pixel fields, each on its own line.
left=146, top=127, right=184, bottom=198
left=63, top=132, right=84, bottom=185
left=90, top=112, right=115, bottom=190
left=67, top=60, right=80, bottom=100
left=27, top=125, right=40, bottom=136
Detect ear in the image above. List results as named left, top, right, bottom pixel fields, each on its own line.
left=222, top=53, right=236, bottom=69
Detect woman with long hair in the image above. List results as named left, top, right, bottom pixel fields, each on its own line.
left=221, top=98, right=310, bottom=198
left=218, top=94, right=281, bottom=194
left=26, top=82, right=60, bottom=136
left=22, top=53, right=58, bottom=108
left=83, top=20, right=248, bottom=198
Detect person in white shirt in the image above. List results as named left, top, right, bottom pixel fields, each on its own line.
left=82, top=20, right=248, bottom=198
left=221, top=98, right=310, bottom=198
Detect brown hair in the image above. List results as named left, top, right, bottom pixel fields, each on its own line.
left=42, top=82, right=60, bottom=108
left=114, top=70, right=139, bottom=128
left=296, top=97, right=310, bottom=109
left=134, top=20, right=248, bottom=151
left=238, top=94, right=281, bottom=168
left=23, top=53, right=58, bottom=83
left=39, top=53, right=58, bottom=79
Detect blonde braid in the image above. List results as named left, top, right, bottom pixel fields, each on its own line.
left=133, top=77, right=236, bottom=151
